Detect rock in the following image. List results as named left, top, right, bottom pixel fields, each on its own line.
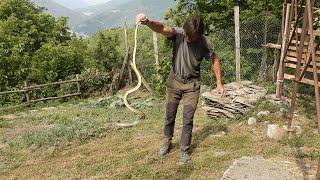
left=279, top=108, right=287, bottom=114
left=200, top=85, right=210, bottom=93
left=266, top=94, right=291, bottom=106
left=285, top=125, right=302, bottom=135
left=75, top=103, right=95, bottom=109
left=221, top=156, right=304, bottom=180
left=30, top=110, right=38, bottom=113
left=201, top=81, right=266, bottom=120
left=264, top=121, right=270, bottom=125
left=17, top=112, right=28, bottom=118
left=293, top=125, right=302, bottom=135
left=0, top=114, right=17, bottom=121
left=247, top=117, right=257, bottom=126
left=42, top=107, right=57, bottom=111
left=257, top=111, right=270, bottom=117
left=267, top=124, right=286, bottom=140
left=210, top=131, right=226, bottom=137
left=213, top=151, right=228, bottom=157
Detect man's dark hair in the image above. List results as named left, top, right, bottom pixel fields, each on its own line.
left=183, top=15, right=204, bottom=39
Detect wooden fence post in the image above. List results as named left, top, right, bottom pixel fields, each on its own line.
left=24, top=81, right=30, bottom=105
left=259, top=12, right=269, bottom=82
left=276, top=4, right=291, bottom=99
left=234, top=6, right=241, bottom=83
left=76, top=74, right=81, bottom=94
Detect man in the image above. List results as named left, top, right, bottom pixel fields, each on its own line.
left=136, top=13, right=226, bottom=163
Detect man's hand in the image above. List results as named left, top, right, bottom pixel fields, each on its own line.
left=135, top=13, right=174, bottom=37
left=216, top=84, right=226, bottom=98
left=136, top=13, right=148, bottom=25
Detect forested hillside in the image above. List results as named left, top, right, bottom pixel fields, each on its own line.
left=31, top=0, right=177, bottom=35
left=32, top=0, right=87, bottom=27
left=74, top=0, right=177, bottom=35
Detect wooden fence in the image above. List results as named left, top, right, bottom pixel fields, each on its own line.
left=0, top=75, right=82, bottom=109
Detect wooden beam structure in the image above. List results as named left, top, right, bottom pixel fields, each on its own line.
left=269, top=1, right=320, bottom=175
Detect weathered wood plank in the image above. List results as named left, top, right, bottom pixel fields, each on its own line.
left=0, top=90, right=27, bottom=95
left=25, top=79, right=82, bottom=90
left=28, top=93, right=81, bottom=104
left=285, top=55, right=320, bottom=65
left=284, top=73, right=320, bottom=87
left=285, top=62, right=320, bottom=74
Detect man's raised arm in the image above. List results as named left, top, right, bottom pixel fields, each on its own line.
left=136, top=13, right=174, bottom=37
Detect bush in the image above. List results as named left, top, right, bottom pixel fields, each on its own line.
left=79, top=69, right=111, bottom=97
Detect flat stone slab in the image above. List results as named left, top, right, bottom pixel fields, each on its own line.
left=221, top=156, right=304, bottom=180
left=202, top=81, right=267, bottom=120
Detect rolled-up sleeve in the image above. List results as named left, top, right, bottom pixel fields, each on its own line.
left=204, top=37, right=215, bottom=61
left=167, top=27, right=184, bottom=41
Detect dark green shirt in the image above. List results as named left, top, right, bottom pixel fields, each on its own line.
left=168, top=28, right=215, bottom=79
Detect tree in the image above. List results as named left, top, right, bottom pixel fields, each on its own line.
left=165, top=0, right=282, bottom=32
left=0, top=0, right=73, bottom=90
left=89, top=31, right=122, bottom=72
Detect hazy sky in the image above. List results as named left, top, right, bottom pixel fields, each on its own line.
left=84, top=0, right=111, bottom=5
left=53, top=0, right=111, bottom=9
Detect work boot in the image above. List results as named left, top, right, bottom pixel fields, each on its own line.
left=159, top=142, right=172, bottom=157
left=180, top=148, right=191, bottom=163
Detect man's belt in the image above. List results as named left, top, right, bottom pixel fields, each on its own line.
left=170, top=72, right=199, bottom=84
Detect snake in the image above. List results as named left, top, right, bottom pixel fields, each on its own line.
left=116, top=24, right=145, bottom=127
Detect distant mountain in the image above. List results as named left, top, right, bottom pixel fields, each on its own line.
left=76, top=0, right=133, bottom=17
left=31, top=0, right=177, bottom=36
left=75, top=0, right=177, bottom=35
left=51, top=0, right=89, bottom=10
left=32, top=0, right=88, bottom=28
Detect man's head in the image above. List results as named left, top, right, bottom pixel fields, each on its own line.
left=183, top=15, right=204, bottom=42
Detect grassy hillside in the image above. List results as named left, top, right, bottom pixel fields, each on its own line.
left=0, top=90, right=319, bottom=178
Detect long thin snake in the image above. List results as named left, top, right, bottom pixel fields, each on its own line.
left=116, top=24, right=145, bottom=127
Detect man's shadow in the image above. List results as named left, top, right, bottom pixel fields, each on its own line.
left=190, top=123, right=228, bottom=154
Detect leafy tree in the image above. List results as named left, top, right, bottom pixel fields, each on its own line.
left=0, top=0, right=72, bottom=90
left=165, top=0, right=282, bottom=32
left=28, top=39, right=86, bottom=84
left=88, top=31, right=122, bottom=72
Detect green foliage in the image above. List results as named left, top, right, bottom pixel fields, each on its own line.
left=0, top=0, right=92, bottom=106
left=28, top=39, right=86, bottom=84
left=0, top=0, right=74, bottom=90
left=165, top=0, right=282, bottom=32
left=151, top=36, right=172, bottom=96
left=79, top=69, right=111, bottom=97
left=88, top=31, right=122, bottom=72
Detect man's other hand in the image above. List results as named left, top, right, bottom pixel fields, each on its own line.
left=216, top=84, right=226, bottom=98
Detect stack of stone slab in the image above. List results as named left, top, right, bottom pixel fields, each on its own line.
left=201, top=81, right=267, bottom=119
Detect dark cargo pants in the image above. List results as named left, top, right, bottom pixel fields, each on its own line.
left=163, top=73, right=200, bottom=150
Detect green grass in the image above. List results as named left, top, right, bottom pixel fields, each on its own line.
left=0, top=92, right=319, bottom=179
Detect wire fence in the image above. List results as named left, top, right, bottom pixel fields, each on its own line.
left=201, top=12, right=281, bottom=87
